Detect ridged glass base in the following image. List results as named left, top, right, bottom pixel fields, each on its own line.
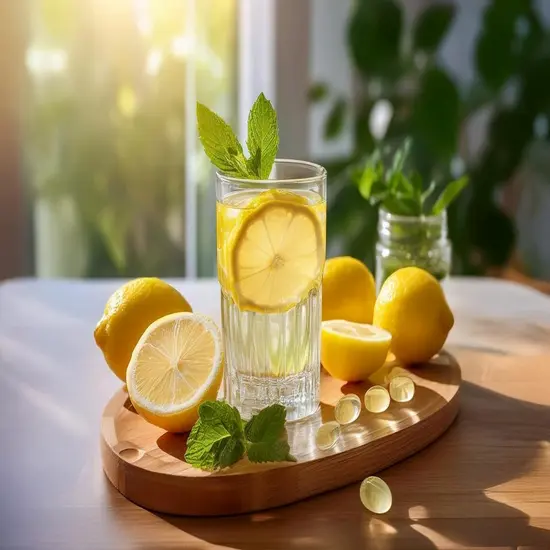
left=221, top=287, right=321, bottom=421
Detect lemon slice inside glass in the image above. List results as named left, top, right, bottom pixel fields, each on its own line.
left=126, top=312, right=223, bottom=433
left=228, top=191, right=324, bottom=313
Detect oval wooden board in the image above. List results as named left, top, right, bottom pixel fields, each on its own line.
left=101, top=351, right=460, bottom=516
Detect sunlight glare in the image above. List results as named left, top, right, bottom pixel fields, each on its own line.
left=133, top=0, right=152, bottom=36
left=146, top=49, right=163, bottom=75
left=364, top=517, right=397, bottom=536
left=26, top=49, right=67, bottom=75
left=408, top=504, right=429, bottom=520
left=172, top=35, right=194, bottom=58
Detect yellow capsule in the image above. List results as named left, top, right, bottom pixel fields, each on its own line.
left=364, top=385, right=390, bottom=413
left=315, top=421, right=341, bottom=451
left=360, top=476, right=392, bottom=514
left=335, top=393, right=362, bottom=425
left=389, top=375, right=415, bottom=402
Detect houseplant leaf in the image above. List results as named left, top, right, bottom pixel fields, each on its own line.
left=348, top=0, right=402, bottom=78
left=413, top=67, right=460, bottom=159
left=475, top=0, right=543, bottom=91
left=324, top=98, right=347, bottom=140
left=309, top=83, right=329, bottom=103
left=413, top=4, right=456, bottom=53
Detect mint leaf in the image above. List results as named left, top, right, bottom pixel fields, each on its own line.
left=432, top=175, right=469, bottom=215
left=367, top=178, right=389, bottom=205
left=197, top=93, right=280, bottom=180
left=421, top=180, right=437, bottom=206
left=244, top=404, right=295, bottom=464
left=218, top=437, right=246, bottom=468
left=390, top=138, right=412, bottom=176
left=358, top=163, right=381, bottom=199
left=246, top=93, right=279, bottom=179
left=390, top=172, right=414, bottom=196
left=383, top=195, right=419, bottom=216
left=184, top=401, right=245, bottom=470
left=199, top=400, right=243, bottom=438
left=198, top=439, right=228, bottom=471
left=247, top=438, right=296, bottom=464
left=185, top=401, right=295, bottom=471
left=196, top=102, right=250, bottom=178
left=357, top=151, right=383, bottom=200
left=356, top=138, right=470, bottom=217
left=410, top=171, right=423, bottom=194
left=244, top=403, right=286, bottom=443
left=184, top=419, right=231, bottom=470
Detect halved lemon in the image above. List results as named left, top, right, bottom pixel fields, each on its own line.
left=321, top=320, right=392, bottom=382
left=228, top=190, right=325, bottom=313
left=126, top=312, right=223, bottom=433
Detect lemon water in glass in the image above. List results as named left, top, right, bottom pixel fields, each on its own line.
left=216, top=160, right=326, bottom=421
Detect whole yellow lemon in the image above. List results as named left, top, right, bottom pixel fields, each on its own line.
left=373, top=267, right=454, bottom=364
left=94, top=278, right=192, bottom=381
left=322, top=256, right=376, bottom=323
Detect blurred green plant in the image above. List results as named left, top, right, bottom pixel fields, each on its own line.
left=27, top=0, right=237, bottom=277
left=315, top=0, right=550, bottom=275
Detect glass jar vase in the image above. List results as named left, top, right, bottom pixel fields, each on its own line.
left=375, top=208, right=452, bottom=291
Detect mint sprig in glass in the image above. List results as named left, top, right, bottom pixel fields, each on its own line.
left=356, top=139, right=469, bottom=289
left=198, top=93, right=327, bottom=422
left=197, top=92, right=279, bottom=179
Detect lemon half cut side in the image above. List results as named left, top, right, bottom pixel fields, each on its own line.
left=321, top=320, right=392, bottom=382
left=126, top=312, right=223, bottom=433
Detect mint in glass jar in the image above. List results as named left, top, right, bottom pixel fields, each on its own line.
left=355, top=139, right=468, bottom=290
left=375, top=208, right=451, bottom=291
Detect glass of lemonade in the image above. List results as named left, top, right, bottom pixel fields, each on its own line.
left=216, top=159, right=326, bottom=421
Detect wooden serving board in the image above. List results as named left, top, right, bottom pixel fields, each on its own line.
left=101, top=352, right=460, bottom=516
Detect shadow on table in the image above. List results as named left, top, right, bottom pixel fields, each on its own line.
left=150, top=381, right=550, bottom=549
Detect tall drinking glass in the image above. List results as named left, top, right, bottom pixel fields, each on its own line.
left=216, top=160, right=326, bottom=421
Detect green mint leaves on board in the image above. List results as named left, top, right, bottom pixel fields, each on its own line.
left=244, top=402, right=295, bottom=463
left=197, top=93, right=279, bottom=180
left=247, top=439, right=295, bottom=464
left=184, top=401, right=295, bottom=471
left=184, top=401, right=245, bottom=471
left=356, top=138, right=469, bottom=216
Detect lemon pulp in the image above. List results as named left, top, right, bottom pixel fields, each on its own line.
left=94, top=278, right=192, bottom=382
left=126, top=312, right=223, bottom=433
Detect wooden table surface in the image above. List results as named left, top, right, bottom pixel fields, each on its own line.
left=1, top=277, right=549, bottom=550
